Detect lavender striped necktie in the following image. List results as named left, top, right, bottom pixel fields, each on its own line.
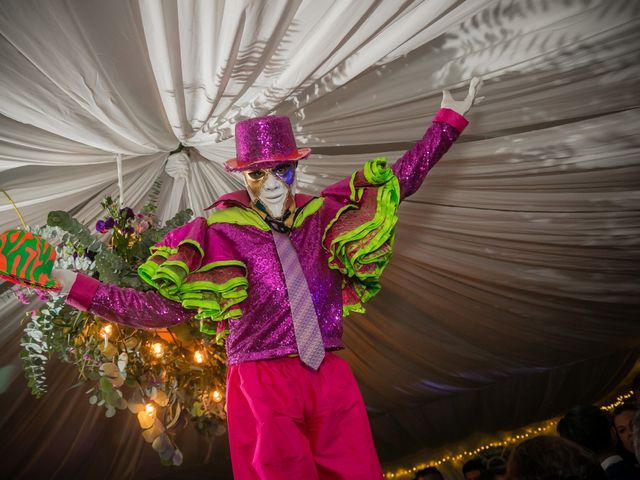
left=272, top=232, right=325, bottom=370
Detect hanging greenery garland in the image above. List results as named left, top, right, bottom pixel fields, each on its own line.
left=10, top=196, right=228, bottom=466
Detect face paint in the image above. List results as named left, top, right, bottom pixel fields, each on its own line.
left=243, top=163, right=296, bottom=219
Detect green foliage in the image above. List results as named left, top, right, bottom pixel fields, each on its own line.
left=47, top=211, right=103, bottom=253
left=94, top=250, right=129, bottom=285
left=20, top=297, right=66, bottom=398
left=146, top=177, right=163, bottom=213
left=19, top=197, right=224, bottom=467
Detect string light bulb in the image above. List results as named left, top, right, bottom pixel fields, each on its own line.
left=99, top=324, right=113, bottom=339
left=151, top=342, right=164, bottom=358
left=212, top=390, right=223, bottom=403
left=384, top=390, right=635, bottom=479
left=145, top=403, right=156, bottom=417
left=194, top=350, right=205, bottom=364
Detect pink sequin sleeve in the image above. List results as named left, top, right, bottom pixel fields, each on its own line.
left=66, top=273, right=194, bottom=329
left=392, top=108, right=468, bottom=200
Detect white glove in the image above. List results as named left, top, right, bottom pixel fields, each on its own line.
left=441, top=77, right=484, bottom=116
left=51, top=268, right=78, bottom=294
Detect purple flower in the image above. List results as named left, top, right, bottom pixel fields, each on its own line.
left=125, top=226, right=135, bottom=234
left=35, top=289, right=50, bottom=301
left=95, top=219, right=106, bottom=233
left=83, top=354, right=91, bottom=361
left=104, top=217, right=115, bottom=229
left=15, top=289, right=30, bottom=305
left=120, top=207, right=134, bottom=220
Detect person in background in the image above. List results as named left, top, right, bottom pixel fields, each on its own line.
left=477, top=459, right=507, bottom=480
left=557, top=405, right=637, bottom=480
left=483, top=453, right=508, bottom=480
left=414, top=466, right=445, bottom=480
left=633, top=410, right=640, bottom=465
left=463, top=458, right=485, bottom=480
left=506, top=435, right=606, bottom=480
left=612, top=403, right=640, bottom=467
left=477, top=470, right=507, bottom=480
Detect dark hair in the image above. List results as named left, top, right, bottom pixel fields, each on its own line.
left=507, top=435, right=607, bottom=480
left=612, top=402, right=637, bottom=420
left=632, top=373, right=640, bottom=392
left=556, top=405, right=612, bottom=453
left=414, top=467, right=444, bottom=480
left=478, top=470, right=504, bottom=480
left=463, top=458, right=485, bottom=473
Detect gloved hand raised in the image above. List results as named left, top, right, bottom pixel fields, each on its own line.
left=51, top=268, right=78, bottom=294
left=441, top=77, right=483, bottom=116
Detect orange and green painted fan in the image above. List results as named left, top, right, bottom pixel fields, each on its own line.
left=0, top=229, right=61, bottom=291
left=0, top=190, right=60, bottom=291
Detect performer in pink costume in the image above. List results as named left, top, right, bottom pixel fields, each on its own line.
left=55, top=78, right=482, bottom=479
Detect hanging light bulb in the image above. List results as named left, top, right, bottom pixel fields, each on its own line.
left=212, top=390, right=223, bottom=403
left=99, top=324, right=113, bottom=339
left=151, top=342, right=164, bottom=358
left=145, top=403, right=156, bottom=417
left=194, top=350, right=205, bottom=364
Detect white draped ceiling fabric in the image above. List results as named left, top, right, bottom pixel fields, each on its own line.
left=1, top=0, right=639, bottom=478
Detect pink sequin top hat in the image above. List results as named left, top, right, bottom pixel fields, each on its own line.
left=224, top=115, right=311, bottom=172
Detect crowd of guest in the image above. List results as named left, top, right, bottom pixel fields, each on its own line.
left=411, top=374, right=640, bottom=480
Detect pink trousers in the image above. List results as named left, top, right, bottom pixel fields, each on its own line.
left=226, top=352, right=384, bottom=479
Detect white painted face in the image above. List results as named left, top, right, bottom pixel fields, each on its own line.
left=257, top=172, right=288, bottom=217
left=242, top=163, right=296, bottom=218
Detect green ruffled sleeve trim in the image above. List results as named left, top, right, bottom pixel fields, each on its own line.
left=138, top=246, right=184, bottom=301
left=323, top=157, right=400, bottom=315
left=138, top=245, right=248, bottom=343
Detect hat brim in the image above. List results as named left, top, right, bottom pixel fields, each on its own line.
left=0, top=271, right=61, bottom=292
left=224, top=148, right=312, bottom=172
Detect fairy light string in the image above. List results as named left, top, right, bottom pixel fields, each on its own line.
left=384, top=390, right=635, bottom=478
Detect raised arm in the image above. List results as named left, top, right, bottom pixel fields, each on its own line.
left=393, top=77, right=482, bottom=200
left=55, top=270, right=194, bottom=329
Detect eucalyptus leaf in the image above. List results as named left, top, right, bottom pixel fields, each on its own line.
left=95, top=251, right=128, bottom=284
left=98, top=341, right=117, bottom=358
left=127, top=390, right=145, bottom=413
left=47, top=211, right=102, bottom=252
left=171, top=448, right=183, bottom=466
left=105, top=390, right=121, bottom=406
left=101, top=363, right=119, bottom=377
left=151, top=432, right=173, bottom=454
left=99, top=376, right=114, bottom=392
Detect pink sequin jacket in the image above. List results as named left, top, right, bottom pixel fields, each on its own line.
left=67, top=109, right=468, bottom=365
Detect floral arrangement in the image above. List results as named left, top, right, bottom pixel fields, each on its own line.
left=12, top=197, right=227, bottom=466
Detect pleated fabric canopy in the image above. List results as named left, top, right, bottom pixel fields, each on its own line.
left=1, top=0, right=639, bottom=478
